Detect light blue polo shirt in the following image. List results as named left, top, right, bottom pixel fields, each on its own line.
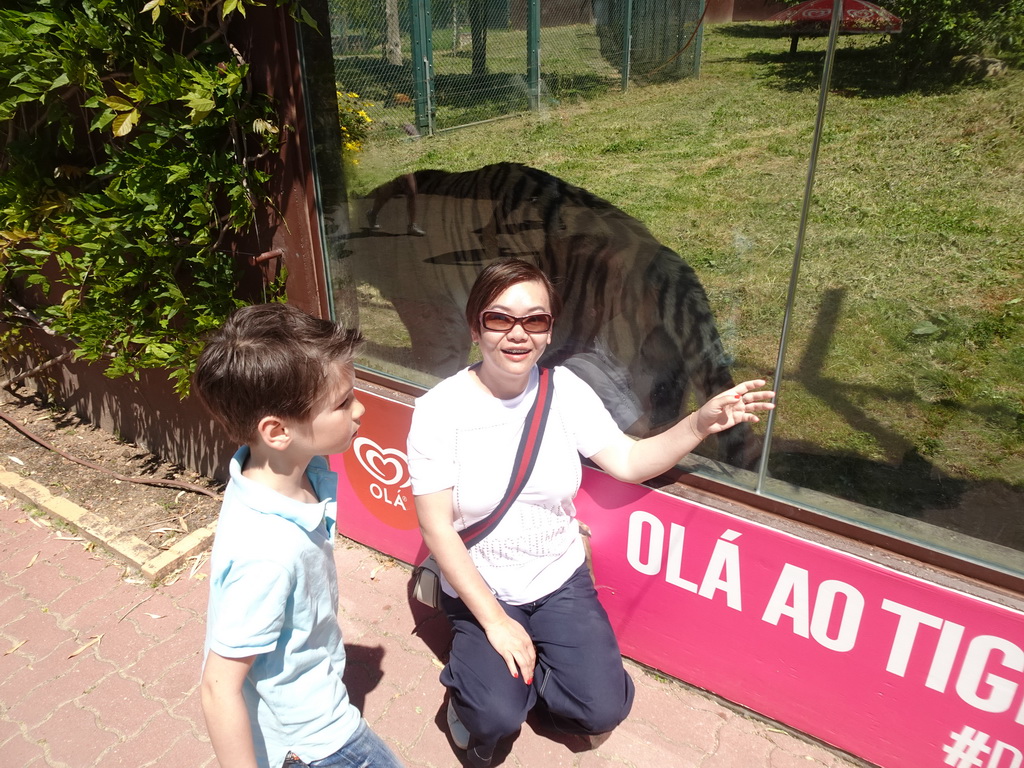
left=204, top=447, right=361, bottom=768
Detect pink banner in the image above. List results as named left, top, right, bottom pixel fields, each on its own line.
left=334, top=388, right=1024, bottom=768
left=331, top=389, right=425, bottom=564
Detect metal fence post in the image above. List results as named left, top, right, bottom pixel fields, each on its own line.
left=693, top=0, right=704, bottom=78
left=410, top=0, right=436, bottom=135
left=621, top=0, right=633, bottom=91
left=527, top=0, right=541, bottom=111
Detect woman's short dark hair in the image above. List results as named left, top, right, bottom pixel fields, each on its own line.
left=464, top=259, right=562, bottom=335
left=192, top=303, right=363, bottom=444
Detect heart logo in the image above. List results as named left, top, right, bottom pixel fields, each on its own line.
left=337, top=395, right=418, bottom=531
left=353, top=437, right=411, bottom=488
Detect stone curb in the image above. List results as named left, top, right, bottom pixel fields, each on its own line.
left=0, top=470, right=215, bottom=581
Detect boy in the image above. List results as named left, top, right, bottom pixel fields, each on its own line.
left=193, top=303, right=404, bottom=768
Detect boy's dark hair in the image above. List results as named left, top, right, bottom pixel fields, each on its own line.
left=193, top=303, right=363, bottom=444
left=465, top=259, right=562, bottom=336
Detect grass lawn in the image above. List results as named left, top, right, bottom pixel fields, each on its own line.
left=344, top=23, right=1023, bottom=553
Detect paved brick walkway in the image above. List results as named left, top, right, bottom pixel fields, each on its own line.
left=0, top=496, right=870, bottom=767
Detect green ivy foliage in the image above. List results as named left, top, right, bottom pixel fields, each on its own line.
left=0, top=0, right=306, bottom=395
left=885, top=0, right=1024, bottom=73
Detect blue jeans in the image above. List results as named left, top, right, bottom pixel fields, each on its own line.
left=281, top=719, right=404, bottom=768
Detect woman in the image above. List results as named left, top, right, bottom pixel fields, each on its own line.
left=407, top=259, right=774, bottom=767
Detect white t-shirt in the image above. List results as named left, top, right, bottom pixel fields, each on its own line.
left=407, top=365, right=621, bottom=604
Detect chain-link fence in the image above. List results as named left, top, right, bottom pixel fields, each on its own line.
left=596, top=0, right=705, bottom=84
left=327, top=0, right=704, bottom=137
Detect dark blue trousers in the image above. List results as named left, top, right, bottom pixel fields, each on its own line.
left=440, top=563, right=635, bottom=749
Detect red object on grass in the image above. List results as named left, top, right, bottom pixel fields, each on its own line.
left=768, top=0, right=903, bottom=35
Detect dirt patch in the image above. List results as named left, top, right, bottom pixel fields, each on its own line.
left=0, top=388, right=222, bottom=553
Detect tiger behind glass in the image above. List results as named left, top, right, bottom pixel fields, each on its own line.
left=347, top=162, right=760, bottom=469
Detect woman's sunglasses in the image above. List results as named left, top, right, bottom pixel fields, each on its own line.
left=479, top=311, right=553, bottom=334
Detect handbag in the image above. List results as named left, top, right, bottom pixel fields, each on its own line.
left=411, top=553, right=443, bottom=608
left=412, top=367, right=555, bottom=608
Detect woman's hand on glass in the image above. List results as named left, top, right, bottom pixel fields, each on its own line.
left=690, top=379, right=776, bottom=438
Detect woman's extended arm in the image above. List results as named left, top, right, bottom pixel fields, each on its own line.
left=415, top=489, right=536, bottom=683
left=590, top=378, right=775, bottom=484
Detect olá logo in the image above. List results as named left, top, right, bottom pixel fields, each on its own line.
left=344, top=436, right=417, bottom=529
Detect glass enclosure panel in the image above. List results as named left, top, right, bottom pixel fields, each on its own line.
left=300, top=1, right=1024, bottom=578
left=315, top=14, right=803, bottom=478
left=759, top=25, right=1024, bottom=577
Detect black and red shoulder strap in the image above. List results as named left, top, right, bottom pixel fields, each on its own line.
left=458, top=366, right=555, bottom=548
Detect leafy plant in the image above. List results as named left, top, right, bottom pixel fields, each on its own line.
left=0, top=0, right=308, bottom=395
left=337, top=90, right=374, bottom=155
left=884, top=0, right=1024, bottom=75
